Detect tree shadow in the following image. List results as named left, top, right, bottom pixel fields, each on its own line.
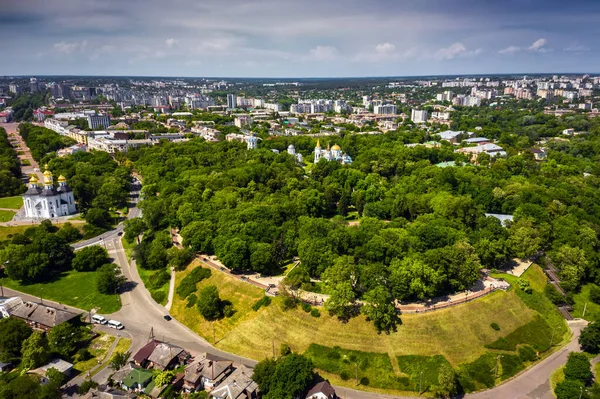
left=119, top=281, right=138, bottom=293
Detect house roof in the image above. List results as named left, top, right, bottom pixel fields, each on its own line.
left=185, top=353, right=232, bottom=384
left=122, top=368, right=153, bottom=388
left=147, top=342, right=184, bottom=369
left=9, top=301, right=79, bottom=328
left=29, top=358, right=73, bottom=377
left=133, top=340, right=159, bottom=364
left=306, top=381, right=336, bottom=398
left=210, top=365, right=259, bottom=399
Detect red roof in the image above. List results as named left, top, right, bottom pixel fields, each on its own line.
left=133, top=340, right=159, bottom=364
left=34, top=109, right=54, bottom=115
left=0, top=111, right=9, bottom=117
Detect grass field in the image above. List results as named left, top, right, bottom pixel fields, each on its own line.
left=0, top=223, right=87, bottom=241
left=169, top=263, right=567, bottom=395
left=137, top=265, right=170, bottom=306
left=0, top=196, right=23, bottom=209
left=0, top=211, right=15, bottom=222
left=73, top=333, right=115, bottom=373
left=572, top=284, right=600, bottom=322
left=0, top=270, right=122, bottom=313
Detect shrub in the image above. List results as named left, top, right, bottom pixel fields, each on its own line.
left=340, top=371, right=349, bottom=380
left=579, top=323, right=600, bottom=354
left=77, top=379, right=99, bottom=394
left=327, top=350, right=341, bottom=360
left=564, top=352, right=593, bottom=384
left=310, top=308, right=321, bottom=318
left=148, top=269, right=170, bottom=290
left=490, top=322, right=500, bottom=331
left=544, top=284, right=565, bottom=305
left=590, top=285, right=600, bottom=305
left=252, top=296, right=272, bottom=311
left=280, top=296, right=297, bottom=311
left=77, top=348, right=92, bottom=361
left=186, top=293, right=197, bottom=308
left=176, top=267, right=211, bottom=299
left=301, top=302, right=312, bottom=313
left=462, top=353, right=496, bottom=388
left=517, top=278, right=532, bottom=294
left=499, top=355, right=524, bottom=380
left=223, top=304, right=235, bottom=318
left=151, top=290, right=166, bottom=304
left=360, top=377, right=370, bottom=386
left=518, top=346, right=537, bottom=362
left=555, top=379, right=585, bottom=399
left=280, top=344, right=291, bottom=356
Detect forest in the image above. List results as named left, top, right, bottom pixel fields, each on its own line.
left=125, top=122, right=600, bottom=330
left=0, top=128, right=25, bottom=197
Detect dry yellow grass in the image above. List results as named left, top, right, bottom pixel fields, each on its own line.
left=171, top=261, right=537, bottom=366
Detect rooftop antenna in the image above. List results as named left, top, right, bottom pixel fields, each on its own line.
left=148, top=327, right=154, bottom=342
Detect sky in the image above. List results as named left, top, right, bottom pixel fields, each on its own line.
left=0, top=0, right=598, bottom=78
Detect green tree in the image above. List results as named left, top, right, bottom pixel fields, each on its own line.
left=72, top=245, right=110, bottom=271
left=20, top=332, right=49, bottom=370
left=252, top=358, right=277, bottom=393
left=434, top=363, right=458, bottom=398
left=555, top=379, right=586, bottom=399
left=85, top=207, right=111, bottom=229
left=554, top=245, right=588, bottom=291
left=258, top=353, right=314, bottom=399
left=564, top=352, right=593, bottom=384
left=152, top=369, right=175, bottom=387
left=508, top=219, right=541, bottom=259
left=0, top=317, right=32, bottom=362
left=167, top=247, right=194, bottom=271
left=45, top=367, right=66, bottom=387
left=96, top=264, right=124, bottom=294
left=324, top=281, right=355, bottom=320
left=218, top=238, right=250, bottom=271
left=47, top=323, right=80, bottom=358
left=124, top=218, right=147, bottom=243
left=197, top=285, right=223, bottom=321
left=0, top=375, right=41, bottom=399
left=110, top=351, right=131, bottom=371
left=361, top=286, right=399, bottom=334
left=579, top=323, right=600, bottom=354
left=250, top=243, right=276, bottom=274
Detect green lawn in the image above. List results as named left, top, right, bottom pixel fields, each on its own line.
left=121, top=238, right=136, bottom=262
left=137, top=264, right=170, bottom=306
left=0, top=196, right=23, bottom=209
left=572, top=284, right=600, bottom=322
left=73, top=332, right=116, bottom=373
left=550, top=366, right=565, bottom=392
left=0, top=270, right=122, bottom=313
left=0, top=210, right=15, bottom=222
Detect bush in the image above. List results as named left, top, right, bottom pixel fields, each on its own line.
left=360, top=377, right=370, bottom=386
left=223, top=304, right=235, bottom=318
left=280, top=296, right=297, bottom=311
left=77, top=348, right=92, bottom=361
left=151, top=290, right=166, bottom=304
left=518, top=346, right=537, bottom=362
left=499, top=354, right=524, bottom=380
left=544, top=284, right=565, bottom=305
left=579, top=323, right=600, bottom=354
left=462, top=353, right=496, bottom=388
left=280, top=344, right=291, bottom=356
left=148, top=269, right=170, bottom=290
left=564, top=352, right=593, bottom=384
left=301, top=302, right=312, bottom=313
left=186, top=293, right=197, bottom=308
left=555, top=379, right=585, bottom=399
left=176, top=267, right=211, bottom=299
left=490, top=322, right=500, bottom=331
left=590, top=285, right=600, bottom=305
left=340, top=371, right=350, bottom=381
left=310, top=308, right=321, bottom=318
left=517, top=278, right=532, bottom=294
left=77, top=379, right=99, bottom=394
left=252, top=296, right=272, bottom=311
left=197, top=285, right=222, bottom=321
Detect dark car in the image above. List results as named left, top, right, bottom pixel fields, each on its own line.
left=163, top=315, right=172, bottom=321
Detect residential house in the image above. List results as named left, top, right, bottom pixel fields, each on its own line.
left=183, top=353, right=233, bottom=392
left=133, top=340, right=189, bottom=370
left=29, top=358, right=73, bottom=385
left=306, top=381, right=337, bottom=399
left=463, top=137, right=491, bottom=145
left=120, top=368, right=153, bottom=392
left=530, top=148, right=547, bottom=161
left=8, top=299, right=80, bottom=332
left=437, top=130, right=473, bottom=144
left=81, top=386, right=137, bottom=399
left=456, top=143, right=507, bottom=160
left=210, top=365, right=259, bottom=399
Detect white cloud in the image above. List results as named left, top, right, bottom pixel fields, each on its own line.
left=354, top=42, right=400, bottom=62
left=165, top=38, right=178, bottom=48
left=308, top=45, right=338, bottom=61
left=564, top=44, right=590, bottom=52
left=53, top=40, right=87, bottom=54
left=498, top=45, right=521, bottom=55
left=433, top=42, right=467, bottom=60
left=528, top=38, right=547, bottom=52
left=375, top=42, right=396, bottom=54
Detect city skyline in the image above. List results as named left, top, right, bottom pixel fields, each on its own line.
left=0, top=0, right=599, bottom=77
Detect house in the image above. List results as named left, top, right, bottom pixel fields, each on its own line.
left=437, top=130, right=473, bottom=144
left=0, top=297, right=23, bottom=318
left=306, top=381, right=337, bottom=399
left=530, top=148, right=547, bottom=161
left=456, top=143, right=506, bottom=160
left=210, top=365, right=259, bottom=399
left=8, top=300, right=79, bottom=332
left=132, top=340, right=189, bottom=370
left=121, top=368, right=153, bottom=391
left=463, top=137, right=491, bottom=145
left=29, top=358, right=73, bottom=384
left=183, top=353, right=233, bottom=392
left=81, top=386, right=137, bottom=399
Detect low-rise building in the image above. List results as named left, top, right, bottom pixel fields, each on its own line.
left=7, top=299, right=79, bottom=332
left=306, top=381, right=337, bottom=399
left=132, top=339, right=189, bottom=371
left=210, top=365, right=259, bottom=399
left=183, top=353, right=233, bottom=392
left=29, top=358, right=73, bottom=384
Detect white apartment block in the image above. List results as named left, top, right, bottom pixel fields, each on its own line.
left=374, top=104, right=397, bottom=115
left=87, top=114, right=111, bottom=130
left=411, top=109, right=428, bottom=123
left=436, top=91, right=454, bottom=102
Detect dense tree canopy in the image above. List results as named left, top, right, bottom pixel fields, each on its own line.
left=18, top=124, right=75, bottom=164
left=0, top=127, right=25, bottom=197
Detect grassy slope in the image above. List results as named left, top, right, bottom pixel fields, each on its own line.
left=572, top=284, right=600, bottom=322
left=0, top=211, right=15, bottom=222
left=73, top=333, right=116, bottom=373
left=170, top=261, right=536, bottom=366
left=0, top=196, right=23, bottom=209
left=137, top=265, right=170, bottom=306
left=0, top=270, right=122, bottom=314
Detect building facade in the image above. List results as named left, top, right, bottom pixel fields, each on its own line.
left=23, top=166, right=77, bottom=219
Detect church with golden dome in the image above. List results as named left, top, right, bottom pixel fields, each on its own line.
left=313, top=141, right=353, bottom=165
left=23, top=165, right=77, bottom=219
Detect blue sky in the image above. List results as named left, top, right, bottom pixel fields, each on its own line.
left=0, top=0, right=597, bottom=77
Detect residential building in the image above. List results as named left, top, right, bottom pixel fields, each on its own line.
left=579, top=103, right=593, bottom=111
left=436, top=91, right=454, bottom=102
left=7, top=298, right=79, bottom=332
left=234, top=116, right=253, bottom=128
left=57, top=143, right=87, bottom=157
left=430, top=111, right=451, bottom=121
left=132, top=339, right=190, bottom=371
left=29, top=77, right=39, bottom=92
left=264, top=102, right=280, bottom=112
left=374, top=104, right=397, bottom=115
left=23, top=166, right=77, bottom=219
left=81, top=387, right=137, bottom=399
left=457, top=143, right=507, bottom=159
left=530, top=148, right=547, bottom=161
left=120, top=368, right=153, bottom=391
left=183, top=353, right=233, bottom=392
left=0, top=109, right=13, bottom=123
left=210, top=365, right=259, bottom=399
left=8, top=84, right=21, bottom=95
left=33, top=108, right=54, bottom=122
left=227, top=94, right=237, bottom=109
left=29, top=359, right=73, bottom=385
left=88, top=114, right=111, bottom=130
left=437, top=130, right=473, bottom=144
left=411, top=109, right=428, bottom=123
left=306, top=381, right=337, bottom=399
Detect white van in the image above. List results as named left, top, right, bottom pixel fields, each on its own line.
left=107, top=320, right=124, bottom=330
left=91, top=315, right=107, bottom=324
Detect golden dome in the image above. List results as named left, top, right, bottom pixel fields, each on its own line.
left=58, top=175, right=66, bottom=183
left=331, top=144, right=341, bottom=151
left=29, top=175, right=38, bottom=184
left=316, top=140, right=321, bottom=148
